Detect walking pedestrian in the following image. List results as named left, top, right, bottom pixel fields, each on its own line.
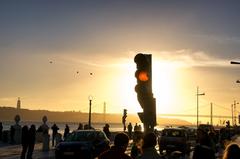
left=222, top=143, right=240, bottom=159
left=131, top=135, right=142, bottom=159
left=51, top=123, right=59, bottom=147
left=20, top=125, right=29, bottom=159
left=77, top=123, right=83, bottom=130
left=103, top=124, right=111, bottom=139
left=98, top=132, right=132, bottom=159
left=0, top=122, right=3, bottom=141
left=128, top=123, right=133, bottom=139
left=137, top=132, right=162, bottom=159
left=192, top=128, right=215, bottom=159
left=64, top=124, right=70, bottom=139
left=10, top=125, right=15, bottom=144
left=134, top=123, right=138, bottom=132
left=27, top=124, right=36, bottom=159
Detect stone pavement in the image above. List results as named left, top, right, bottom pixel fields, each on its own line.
left=0, top=142, right=55, bottom=159
left=0, top=136, right=240, bottom=159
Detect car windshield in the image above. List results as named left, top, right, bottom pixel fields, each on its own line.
left=162, top=129, right=184, bottom=137
left=65, top=131, right=107, bottom=142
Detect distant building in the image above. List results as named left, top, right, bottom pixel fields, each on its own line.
left=17, top=97, right=21, bottom=109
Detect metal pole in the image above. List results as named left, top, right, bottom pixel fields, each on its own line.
left=196, top=86, right=205, bottom=128
left=197, top=87, right=199, bottom=128
left=233, top=101, right=239, bottom=126
left=103, top=102, right=106, bottom=123
left=210, top=103, right=213, bottom=125
left=234, top=101, right=236, bottom=126
left=88, top=99, right=92, bottom=128
left=231, top=104, right=234, bottom=126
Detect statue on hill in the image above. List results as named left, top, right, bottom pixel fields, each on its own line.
left=12, top=114, right=22, bottom=144
left=39, top=115, right=49, bottom=151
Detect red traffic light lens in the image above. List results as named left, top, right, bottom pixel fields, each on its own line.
left=138, top=71, right=149, bottom=81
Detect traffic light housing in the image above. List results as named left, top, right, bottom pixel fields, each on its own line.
left=122, top=109, right=127, bottom=131
left=238, top=115, right=240, bottom=124
left=134, top=53, right=156, bottom=133
left=123, top=109, right=127, bottom=117
left=122, top=109, right=127, bottom=124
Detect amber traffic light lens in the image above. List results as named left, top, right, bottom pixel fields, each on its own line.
left=138, top=71, right=149, bottom=81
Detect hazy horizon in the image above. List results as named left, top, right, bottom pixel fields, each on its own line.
left=0, top=1, right=240, bottom=125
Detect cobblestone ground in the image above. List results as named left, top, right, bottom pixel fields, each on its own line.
left=0, top=142, right=55, bottom=159
left=0, top=136, right=240, bottom=159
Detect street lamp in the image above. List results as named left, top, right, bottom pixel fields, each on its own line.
left=233, top=100, right=239, bottom=126
left=230, top=61, right=240, bottom=84
left=231, top=104, right=234, bottom=126
left=88, top=95, right=93, bottom=129
left=230, top=61, right=240, bottom=64
left=197, top=86, right=205, bottom=128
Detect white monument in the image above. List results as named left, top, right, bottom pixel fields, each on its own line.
left=41, top=116, right=50, bottom=151
left=13, top=114, right=22, bottom=144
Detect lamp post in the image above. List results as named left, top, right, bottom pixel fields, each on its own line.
left=231, top=104, right=234, bottom=126
left=230, top=61, right=240, bottom=64
left=233, top=100, right=239, bottom=126
left=88, top=95, right=93, bottom=128
left=197, top=86, right=205, bottom=128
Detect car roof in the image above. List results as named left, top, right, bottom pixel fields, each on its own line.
left=163, top=127, right=185, bottom=130
left=73, top=129, right=103, bottom=133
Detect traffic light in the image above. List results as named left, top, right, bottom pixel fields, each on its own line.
left=122, top=109, right=127, bottom=124
left=238, top=115, right=240, bottom=124
left=122, top=109, right=127, bottom=131
left=134, top=53, right=156, bottom=133
left=134, top=53, right=152, bottom=108
left=123, top=109, right=127, bottom=117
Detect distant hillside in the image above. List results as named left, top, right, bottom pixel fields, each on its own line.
left=0, top=106, right=192, bottom=126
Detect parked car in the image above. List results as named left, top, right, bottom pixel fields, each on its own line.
left=158, top=128, right=190, bottom=155
left=55, top=129, right=110, bottom=159
left=198, top=124, right=214, bottom=132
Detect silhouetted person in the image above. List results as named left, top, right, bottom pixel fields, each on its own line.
left=226, top=120, right=230, bottom=128
left=51, top=123, right=59, bottom=147
left=64, top=124, right=70, bottom=139
left=138, top=125, right=142, bottom=132
left=27, top=125, right=36, bottom=159
left=0, top=122, right=3, bottom=141
left=131, top=135, right=142, bottom=159
left=84, top=124, right=94, bottom=129
left=10, top=125, right=15, bottom=144
left=222, top=143, right=240, bottom=159
left=98, top=132, right=132, bottom=159
left=77, top=123, right=83, bottom=130
left=103, top=124, right=111, bottom=139
left=128, top=123, right=133, bottom=139
left=134, top=123, right=138, bottom=132
left=20, top=125, right=29, bottom=159
left=192, top=129, right=215, bottom=159
left=138, top=132, right=162, bottom=159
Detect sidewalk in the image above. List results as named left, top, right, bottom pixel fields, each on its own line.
left=232, top=135, right=240, bottom=144
left=0, top=142, right=55, bottom=159
left=1, top=136, right=239, bottom=159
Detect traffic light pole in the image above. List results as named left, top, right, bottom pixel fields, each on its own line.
left=134, top=53, right=156, bottom=133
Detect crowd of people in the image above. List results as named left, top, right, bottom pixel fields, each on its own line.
left=20, top=125, right=36, bottom=159
left=1, top=120, right=240, bottom=159
left=97, top=128, right=240, bottom=159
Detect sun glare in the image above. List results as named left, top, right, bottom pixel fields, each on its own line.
left=113, top=59, right=180, bottom=115
left=152, top=61, right=179, bottom=114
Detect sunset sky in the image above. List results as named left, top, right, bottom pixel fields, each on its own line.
left=0, top=1, right=240, bottom=124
